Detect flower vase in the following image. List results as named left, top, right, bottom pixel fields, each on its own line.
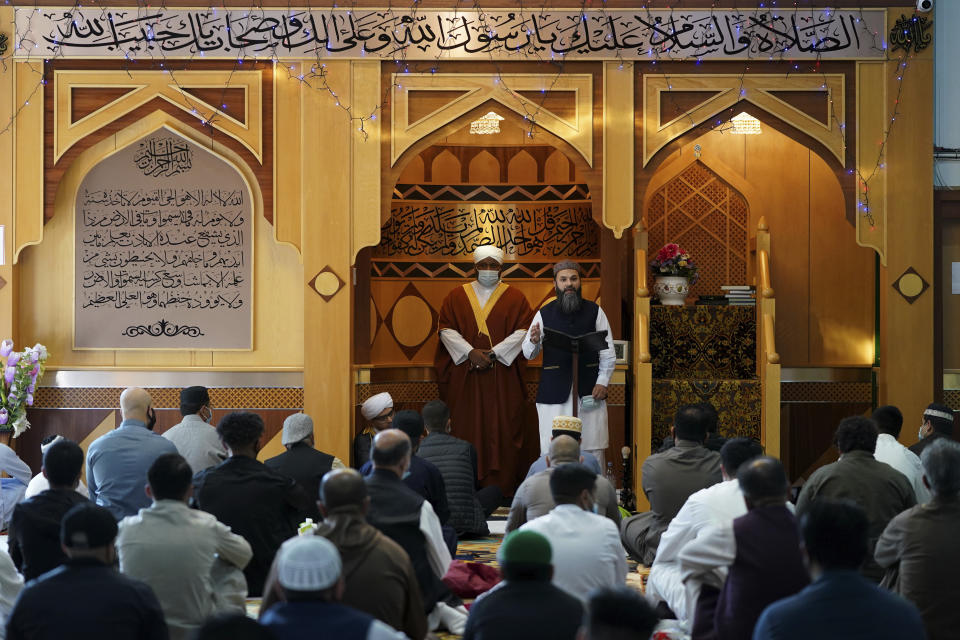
left=654, top=276, right=690, bottom=306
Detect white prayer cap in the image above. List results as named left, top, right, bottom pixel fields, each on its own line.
left=473, top=245, right=505, bottom=264
left=275, top=536, right=342, bottom=591
left=361, top=392, right=394, bottom=421
left=282, top=413, right=314, bottom=446
left=41, top=435, right=65, bottom=455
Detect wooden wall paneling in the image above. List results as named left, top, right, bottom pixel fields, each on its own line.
left=744, top=128, right=811, bottom=365
left=506, top=150, right=538, bottom=183
left=602, top=62, right=634, bottom=237
left=937, top=195, right=960, bottom=371
left=856, top=62, right=888, bottom=264
left=0, top=13, right=17, bottom=344
left=302, top=60, right=354, bottom=462
left=878, top=33, right=934, bottom=427
left=431, top=150, right=460, bottom=183
left=13, top=61, right=45, bottom=263
left=350, top=61, right=382, bottom=263
left=468, top=150, right=499, bottom=183
left=808, top=153, right=875, bottom=365
left=273, top=65, right=303, bottom=256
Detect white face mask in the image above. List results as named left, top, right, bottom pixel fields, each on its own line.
left=477, top=270, right=500, bottom=287
left=919, top=425, right=927, bottom=441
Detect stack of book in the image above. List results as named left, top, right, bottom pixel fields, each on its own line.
left=721, top=285, right=756, bottom=306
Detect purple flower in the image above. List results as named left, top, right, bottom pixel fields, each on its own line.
left=28, top=350, right=39, bottom=363
left=25, top=394, right=33, bottom=407
left=6, top=394, right=14, bottom=405
left=3, top=368, right=14, bottom=385
left=0, top=341, right=12, bottom=358
left=27, top=383, right=35, bottom=394
left=6, top=353, right=19, bottom=367
left=0, top=409, right=7, bottom=425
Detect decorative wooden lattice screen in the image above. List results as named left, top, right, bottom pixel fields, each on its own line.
left=647, top=162, right=749, bottom=296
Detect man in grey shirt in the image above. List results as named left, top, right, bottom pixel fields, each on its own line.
left=507, top=435, right=619, bottom=533
left=163, top=386, right=226, bottom=473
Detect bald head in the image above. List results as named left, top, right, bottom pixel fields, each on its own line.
left=548, top=434, right=580, bottom=466
left=120, top=387, right=152, bottom=424
left=371, top=429, right=412, bottom=473
left=737, top=456, right=789, bottom=508
left=319, top=468, right=367, bottom=512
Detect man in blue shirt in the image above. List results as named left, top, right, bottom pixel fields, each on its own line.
left=752, top=499, right=925, bottom=640
left=86, top=387, right=178, bottom=520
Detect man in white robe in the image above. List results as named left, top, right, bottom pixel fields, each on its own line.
left=522, top=261, right=615, bottom=468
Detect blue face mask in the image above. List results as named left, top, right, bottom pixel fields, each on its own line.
left=401, top=469, right=411, bottom=480
left=581, top=396, right=598, bottom=411
left=477, top=270, right=500, bottom=287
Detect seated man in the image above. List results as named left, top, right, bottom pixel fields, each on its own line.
left=353, top=392, right=394, bottom=468
left=362, top=410, right=456, bottom=556
left=86, top=387, right=178, bottom=520
left=259, top=536, right=406, bottom=640
left=507, top=435, right=619, bottom=533
left=872, top=405, right=929, bottom=503
left=579, top=587, right=660, bottom=640
left=162, top=386, right=227, bottom=474
left=117, top=453, right=253, bottom=640
left=260, top=468, right=427, bottom=640
left=679, top=457, right=808, bottom=640
left=520, top=464, right=627, bottom=602
left=463, top=530, right=583, bottom=640
left=364, top=429, right=466, bottom=634
left=418, top=399, right=500, bottom=538
left=753, top=499, right=925, bottom=640
left=8, top=439, right=89, bottom=581
left=0, top=441, right=36, bottom=528
left=265, top=413, right=345, bottom=522
left=646, top=437, right=764, bottom=627
left=620, top=404, right=722, bottom=565
left=876, top=439, right=960, bottom=640
left=192, top=411, right=310, bottom=597
left=6, top=502, right=167, bottom=640
left=796, top=416, right=916, bottom=583
left=24, top=435, right=89, bottom=499
left=910, top=402, right=955, bottom=457
left=524, top=416, right=602, bottom=478
left=658, top=402, right=726, bottom=453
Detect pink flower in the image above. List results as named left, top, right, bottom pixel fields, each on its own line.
left=0, top=341, right=12, bottom=358
left=29, top=366, right=38, bottom=377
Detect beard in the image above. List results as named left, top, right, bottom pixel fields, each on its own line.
left=557, top=285, right=583, bottom=315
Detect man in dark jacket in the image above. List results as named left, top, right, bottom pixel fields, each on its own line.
left=192, top=411, right=311, bottom=597
left=6, top=502, right=168, bottom=640
left=463, top=530, right=583, bottom=640
left=419, top=400, right=500, bottom=537
left=265, top=413, right=344, bottom=522
left=8, top=439, right=88, bottom=581
left=910, top=402, right=955, bottom=457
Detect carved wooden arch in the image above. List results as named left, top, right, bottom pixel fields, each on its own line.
left=53, top=111, right=265, bottom=233
left=383, top=98, right=601, bottom=227
left=641, top=101, right=856, bottom=223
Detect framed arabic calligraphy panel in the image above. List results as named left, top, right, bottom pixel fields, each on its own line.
left=74, top=130, right=254, bottom=349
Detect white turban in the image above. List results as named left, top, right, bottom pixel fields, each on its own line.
left=473, top=245, right=505, bottom=264
left=41, top=435, right=65, bottom=455
left=361, top=392, right=393, bottom=421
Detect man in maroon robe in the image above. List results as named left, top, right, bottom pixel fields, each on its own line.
left=435, top=246, right=533, bottom=495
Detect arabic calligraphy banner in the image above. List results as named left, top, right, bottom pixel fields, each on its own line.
left=14, top=8, right=888, bottom=61
left=376, top=203, right=599, bottom=260
left=74, top=131, right=253, bottom=349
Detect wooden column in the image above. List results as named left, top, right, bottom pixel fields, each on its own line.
left=876, top=25, right=935, bottom=438
left=0, top=7, right=15, bottom=344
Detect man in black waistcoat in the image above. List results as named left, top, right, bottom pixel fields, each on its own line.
left=522, top=261, right=616, bottom=469
left=364, top=429, right=468, bottom=634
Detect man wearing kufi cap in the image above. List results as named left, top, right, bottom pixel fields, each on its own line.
left=260, top=536, right=407, bottom=640
left=435, top=245, right=533, bottom=493
left=7, top=502, right=168, bottom=640
left=163, top=385, right=228, bottom=474
left=266, top=413, right=345, bottom=521
left=353, top=392, right=394, bottom=468
left=522, top=260, right=616, bottom=469
left=462, top=530, right=584, bottom=640
left=910, top=402, right=956, bottom=457
left=524, top=415, right=603, bottom=478
left=24, top=434, right=90, bottom=499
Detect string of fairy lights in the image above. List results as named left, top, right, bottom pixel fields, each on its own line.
left=0, top=0, right=927, bottom=231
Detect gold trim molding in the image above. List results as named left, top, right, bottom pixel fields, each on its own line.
left=390, top=73, right=594, bottom=167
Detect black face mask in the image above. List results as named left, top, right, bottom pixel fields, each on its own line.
left=146, top=407, right=157, bottom=431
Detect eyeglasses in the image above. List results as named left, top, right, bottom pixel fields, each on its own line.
left=372, top=410, right=395, bottom=423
